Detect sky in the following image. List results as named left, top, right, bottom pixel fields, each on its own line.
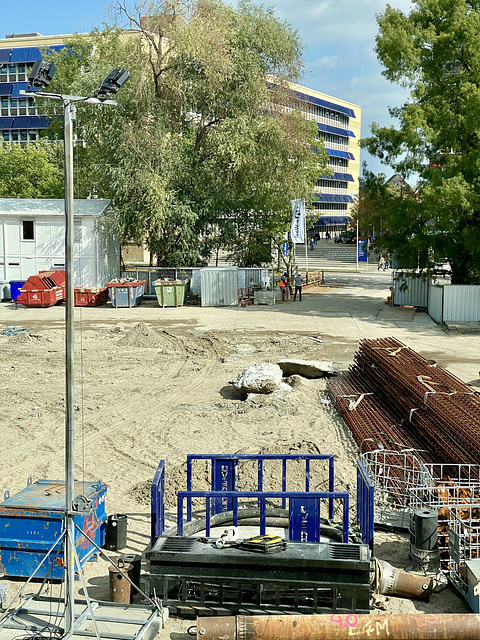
left=1, top=0, right=414, bottom=179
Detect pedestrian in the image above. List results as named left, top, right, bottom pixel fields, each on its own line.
left=325, top=231, right=330, bottom=241
left=310, top=237, right=315, bottom=250
left=279, top=271, right=288, bottom=300
left=378, top=255, right=385, bottom=271
left=384, top=253, right=390, bottom=270
left=294, top=272, right=303, bottom=301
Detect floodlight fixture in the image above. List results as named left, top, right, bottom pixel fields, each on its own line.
left=28, top=58, right=56, bottom=89
left=95, top=68, right=130, bottom=98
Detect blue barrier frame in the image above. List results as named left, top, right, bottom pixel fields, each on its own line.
left=151, top=460, right=165, bottom=546
left=186, top=454, right=335, bottom=521
left=177, top=490, right=350, bottom=542
left=357, top=460, right=374, bottom=553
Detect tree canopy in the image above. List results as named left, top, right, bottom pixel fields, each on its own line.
left=48, top=0, right=324, bottom=267
left=0, top=141, right=63, bottom=198
left=362, top=0, right=480, bottom=283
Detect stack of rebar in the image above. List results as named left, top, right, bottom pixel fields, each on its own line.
left=328, top=337, right=480, bottom=469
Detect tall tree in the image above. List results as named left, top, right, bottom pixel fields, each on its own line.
left=362, top=0, right=480, bottom=283
left=0, top=141, right=63, bottom=198
left=51, top=0, right=324, bottom=266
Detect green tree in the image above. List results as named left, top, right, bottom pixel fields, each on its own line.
left=362, top=0, right=480, bottom=283
left=50, top=0, right=324, bottom=266
left=0, top=141, right=64, bottom=198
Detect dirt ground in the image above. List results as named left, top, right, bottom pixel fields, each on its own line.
left=0, top=300, right=474, bottom=638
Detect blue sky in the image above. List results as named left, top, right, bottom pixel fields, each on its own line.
left=1, top=0, right=413, bottom=179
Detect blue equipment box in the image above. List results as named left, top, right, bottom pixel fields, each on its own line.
left=0, top=478, right=107, bottom=579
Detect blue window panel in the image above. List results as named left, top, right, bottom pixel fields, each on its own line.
left=11, top=82, right=37, bottom=98
left=0, top=117, right=14, bottom=128
left=12, top=116, right=32, bottom=128
left=313, top=193, right=354, bottom=204
left=315, top=216, right=351, bottom=225
left=10, top=47, right=43, bottom=63
left=317, top=122, right=355, bottom=138
left=293, top=88, right=356, bottom=118
left=31, top=116, right=49, bottom=129
left=0, top=49, right=12, bottom=63
left=325, top=147, right=355, bottom=160
left=319, top=172, right=354, bottom=182
left=0, top=83, right=13, bottom=96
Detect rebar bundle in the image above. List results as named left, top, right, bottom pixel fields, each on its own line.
left=328, top=338, right=480, bottom=470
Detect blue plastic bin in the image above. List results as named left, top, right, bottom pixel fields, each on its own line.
left=9, top=280, right=26, bottom=301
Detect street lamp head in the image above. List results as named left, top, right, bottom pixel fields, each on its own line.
left=95, top=68, right=130, bottom=98
left=28, top=59, right=56, bottom=89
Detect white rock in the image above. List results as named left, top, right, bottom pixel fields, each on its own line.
left=234, top=362, right=283, bottom=394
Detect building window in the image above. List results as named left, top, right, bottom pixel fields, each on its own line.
left=22, top=220, right=35, bottom=241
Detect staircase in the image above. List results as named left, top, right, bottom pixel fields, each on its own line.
left=293, top=240, right=357, bottom=271
left=209, top=240, right=377, bottom=271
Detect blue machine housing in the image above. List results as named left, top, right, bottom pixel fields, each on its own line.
left=0, top=478, right=107, bottom=579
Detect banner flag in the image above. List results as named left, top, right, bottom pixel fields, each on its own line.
left=290, top=199, right=305, bottom=244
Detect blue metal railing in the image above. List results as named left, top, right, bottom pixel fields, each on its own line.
left=186, top=454, right=335, bottom=521
left=151, top=460, right=165, bottom=546
left=177, top=490, right=350, bottom=543
left=357, top=460, right=374, bottom=553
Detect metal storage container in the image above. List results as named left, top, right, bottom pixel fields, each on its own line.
left=0, top=478, right=107, bottom=579
left=200, top=267, right=238, bottom=306
left=106, top=281, right=146, bottom=308
left=74, top=287, right=109, bottom=307
left=153, top=279, right=188, bottom=307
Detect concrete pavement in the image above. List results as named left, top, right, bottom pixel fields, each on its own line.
left=1, top=271, right=479, bottom=384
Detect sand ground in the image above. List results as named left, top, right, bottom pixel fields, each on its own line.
left=0, top=272, right=478, bottom=638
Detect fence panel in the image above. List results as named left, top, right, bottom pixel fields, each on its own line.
left=443, top=285, right=480, bottom=322
left=428, top=283, right=444, bottom=323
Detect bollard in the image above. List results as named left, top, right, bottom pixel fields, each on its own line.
left=196, top=614, right=480, bottom=640
left=108, top=561, right=132, bottom=604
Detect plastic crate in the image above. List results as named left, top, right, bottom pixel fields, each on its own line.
left=74, top=287, right=109, bottom=307
left=106, top=281, right=146, bottom=308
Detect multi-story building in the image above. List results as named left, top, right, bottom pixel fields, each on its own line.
left=287, top=82, right=361, bottom=234
left=0, top=32, right=68, bottom=144
left=1, top=32, right=360, bottom=238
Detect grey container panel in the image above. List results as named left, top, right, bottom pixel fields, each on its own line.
left=201, top=268, right=238, bottom=306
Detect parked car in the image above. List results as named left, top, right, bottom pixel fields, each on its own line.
left=339, top=234, right=356, bottom=244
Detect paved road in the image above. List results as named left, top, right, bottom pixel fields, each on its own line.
left=1, top=270, right=478, bottom=384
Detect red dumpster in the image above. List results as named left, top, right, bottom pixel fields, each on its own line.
left=16, top=270, right=66, bottom=308
left=74, top=287, right=109, bottom=307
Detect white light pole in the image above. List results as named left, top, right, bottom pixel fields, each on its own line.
left=21, top=65, right=128, bottom=638
left=356, top=215, right=359, bottom=271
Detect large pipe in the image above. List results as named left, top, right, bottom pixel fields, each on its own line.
left=195, top=614, right=480, bottom=640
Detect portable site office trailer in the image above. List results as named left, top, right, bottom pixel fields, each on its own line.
left=0, top=198, right=120, bottom=288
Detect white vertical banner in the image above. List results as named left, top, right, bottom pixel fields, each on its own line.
left=290, top=199, right=305, bottom=244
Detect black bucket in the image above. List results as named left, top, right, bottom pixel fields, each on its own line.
left=414, top=508, right=438, bottom=550
left=105, top=514, right=128, bottom=551
left=119, top=553, right=141, bottom=602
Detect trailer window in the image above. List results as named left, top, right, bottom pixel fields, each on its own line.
left=22, top=220, right=34, bottom=240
